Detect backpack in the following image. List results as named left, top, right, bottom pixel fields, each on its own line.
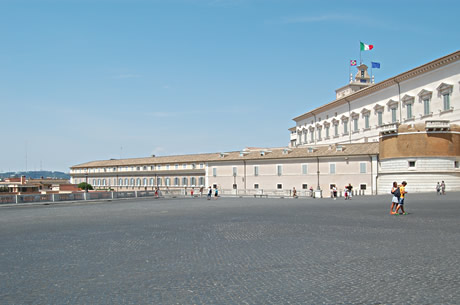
left=393, top=187, right=401, bottom=198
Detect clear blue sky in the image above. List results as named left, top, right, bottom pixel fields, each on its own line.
left=1, top=0, right=458, bottom=173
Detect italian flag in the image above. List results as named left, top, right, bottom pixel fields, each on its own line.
left=360, top=42, right=373, bottom=51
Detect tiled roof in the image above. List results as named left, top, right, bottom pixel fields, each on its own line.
left=71, top=143, right=379, bottom=168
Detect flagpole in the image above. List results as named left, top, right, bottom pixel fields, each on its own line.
left=359, top=41, right=362, bottom=65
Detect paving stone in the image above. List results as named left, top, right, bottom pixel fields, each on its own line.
left=0, top=192, right=459, bottom=304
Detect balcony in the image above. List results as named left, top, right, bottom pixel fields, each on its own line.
left=380, top=123, right=399, bottom=135
left=425, top=120, right=450, bottom=131
left=290, top=133, right=298, bottom=141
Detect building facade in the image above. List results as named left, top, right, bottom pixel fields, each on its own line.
left=70, top=50, right=460, bottom=196
left=70, top=144, right=379, bottom=197
left=290, top=51, right=460, bottom=147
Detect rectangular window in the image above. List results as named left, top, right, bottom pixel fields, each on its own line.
left=310, top=131, right=314, bottom=142
left=317, top=128, right=322, bottom=140
left=343, top=121, right=348, bottom=134
left=391, top=108, right=397, bottom=123
left=302, top=164, right=308, bottom=175
left=200, top=163, right=204, bottom=169
left=353, top=118, right=358, bottom=132
left=329, top=163, right=336, bottom=174
left=408, top=161, right=416, bottom=168
left=455, top=161, right=459, bottom=168
left=423, top=99, right=430, bottom=115
left=302, top=184, right=308, bottom=189
left=364, top=114, right=370, bottom=129
left=254, top=184, right=259, bottom=189
left=334, top=124, right=339, bottom=136
left=277, top=165, right=282, bottom=176
left=407, top=103, right=413, bottom=119
left=254, top=165, right=259, bottom=176
left=277, top=184, right=283, bottom=189
left=360, top=162, right=367, bottom=173
left=232, top=167, right=237, bottom=176
left=378, top=112, right=383, bottom=126
left=443, top=94, right=450, bottom=110
left=212, top=168, right=217, bottom=177
left=325, top=126, right=330, bottom=138
left=360, top=184, right=367, bottom=190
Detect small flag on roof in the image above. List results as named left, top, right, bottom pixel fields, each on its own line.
left=371, top=62, right=381, bottom=68
left=350, top=60, right=357, bottom=66
left=360, top=42, right=374, bottom=51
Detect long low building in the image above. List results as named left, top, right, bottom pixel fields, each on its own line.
left=70, top=143, right=379, bottom=196
left=70, top=50, right=460, bottom=196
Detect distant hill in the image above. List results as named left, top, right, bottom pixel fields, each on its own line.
left=0, top=171, right=70, bottom=180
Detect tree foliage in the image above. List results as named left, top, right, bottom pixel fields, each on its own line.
left=77, top=182, right=93, bottom=190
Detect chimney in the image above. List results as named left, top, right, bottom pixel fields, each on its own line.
left=21, top=176, right=26, bottom=185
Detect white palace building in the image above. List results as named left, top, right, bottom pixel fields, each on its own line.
left=70, top=50, right=460, bottom=196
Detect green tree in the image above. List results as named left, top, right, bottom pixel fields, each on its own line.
left=78, top=182, right=93, bottom=191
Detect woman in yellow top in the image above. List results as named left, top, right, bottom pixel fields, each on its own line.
left=395, top=181, right=408, bottom=215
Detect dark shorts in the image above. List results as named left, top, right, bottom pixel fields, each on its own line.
left=399, top=198, right=405, bottom=205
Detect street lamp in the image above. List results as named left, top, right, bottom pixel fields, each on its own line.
left=85, top=173, right=88, bottom=193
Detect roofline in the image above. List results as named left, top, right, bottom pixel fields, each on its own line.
left=70, top=143, right=379, bottom=168
left=293, top=50, right=460, bottom=122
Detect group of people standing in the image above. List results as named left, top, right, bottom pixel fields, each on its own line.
left=390, top=181, right=408, bottom=215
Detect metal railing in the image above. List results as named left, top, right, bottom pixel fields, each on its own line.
left=0, top=187, right=370, bottom=205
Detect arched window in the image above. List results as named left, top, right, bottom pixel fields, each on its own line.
left=92, top=179, right=96, bottom=186
left=124, top=178, right=128, bottom=186
left=136, top=178, right=141, bottom=186
left=157, top=178, right=162, bottom=186
left=182, top=177, right=188, bottom=186
left=191, top=177, right=196, bottom=186
left=199, top=177, right=205, bottom=186
left=150, top=178, right=154, bottom=186
left=174, top=177, right=179, bottom=186
left=102, top=179, right=106, bottom=186
left=97, top=179, right=101, bottom=186
left=143, top=178, right=147, bottom=186
left=119, top=178, right=123, bottom=186
left=130, top=178, right=135, bottom=186
left=165, top=178, right=170, bottom=186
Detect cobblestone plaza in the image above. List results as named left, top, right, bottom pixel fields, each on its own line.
left=1, top=193, right=459, bottom=304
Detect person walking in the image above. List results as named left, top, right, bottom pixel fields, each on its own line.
left=441, top=181, right=446, bottom=195
left=345, top=183, right=353, bottom=200
left=292, top=187, right=297, bottom=198
left=332, top=186, right=337, bottom=200
left=390, top=181, right=399, bottom=214
left=395, top=181, right=408, bottom=215
left=214, top=186, right=219, bottom=200
left=191, top=188, right=194, bottom=197
left=436, top=182, right=441, bottom=195
left=207, top=186, right=212, bottom=200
